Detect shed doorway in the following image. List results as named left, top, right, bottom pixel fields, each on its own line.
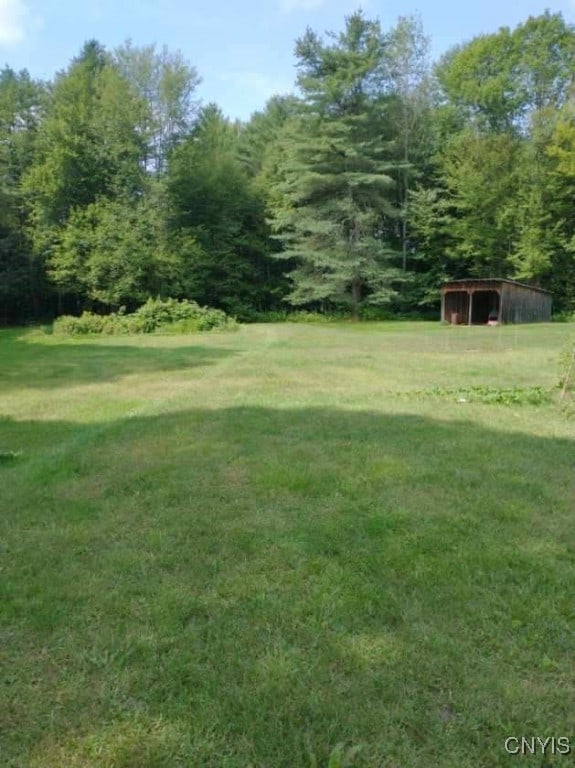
left=471, top=290, right=500, bottom=324
left=444, top=291, right=470, bottom=324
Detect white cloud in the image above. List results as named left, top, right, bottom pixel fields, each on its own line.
left=279, top=0, right=325, bottom=13
left=0, top=0, right=29, bottom=45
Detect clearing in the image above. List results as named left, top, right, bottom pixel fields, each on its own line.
left=1, top=322, right=574, bottom=767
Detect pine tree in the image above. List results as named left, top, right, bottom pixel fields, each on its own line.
left=269, top=12, right=401, bottom=317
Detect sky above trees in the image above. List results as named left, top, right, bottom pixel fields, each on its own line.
left=1, top=0, right=575, bottom=120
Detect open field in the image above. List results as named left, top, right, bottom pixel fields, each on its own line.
left=1, top=321, right=574, bottom=767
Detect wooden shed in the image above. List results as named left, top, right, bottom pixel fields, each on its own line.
left=441, top=279, right=552, bottom=325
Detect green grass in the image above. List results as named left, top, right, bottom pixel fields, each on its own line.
left=1, top=322, right=574, bottom=767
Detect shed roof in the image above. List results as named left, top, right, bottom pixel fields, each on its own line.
left=441, top=278, right=551, bottom=295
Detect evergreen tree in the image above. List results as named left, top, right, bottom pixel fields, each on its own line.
left=269, top=12, right=401, bottom=317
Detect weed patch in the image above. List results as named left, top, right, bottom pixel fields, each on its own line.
left=0, top=450, right=22, bottom=464
left=402, top=385, right=552, bottom=406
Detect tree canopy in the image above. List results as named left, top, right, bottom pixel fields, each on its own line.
left=1, top=10, right=575, bottom=323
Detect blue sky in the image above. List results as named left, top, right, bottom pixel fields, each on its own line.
left=1, top=0, right=575, bottom=120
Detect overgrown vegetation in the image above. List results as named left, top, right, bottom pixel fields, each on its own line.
left=558, top=340, right=575, bottom=400
left=52, top=298, right=238, bottom=335
left=2, top=11, right=575, bottom=325
left=405, top=385, right=552, bottom=406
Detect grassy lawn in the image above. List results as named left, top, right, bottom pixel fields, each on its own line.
left=1, top=321, right=574, bottom=767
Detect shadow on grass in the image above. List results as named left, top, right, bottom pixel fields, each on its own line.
left=0, top=329, right=238, bottom=391
left=1, top=406, right=574, bottom=767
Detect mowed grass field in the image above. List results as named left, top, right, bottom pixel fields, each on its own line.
left=1, top=321, right=574, bottom=767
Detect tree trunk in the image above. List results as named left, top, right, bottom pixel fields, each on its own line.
left=402, top=214, right=408, bottom=272
left=402, top=130, right=409, bottom=272
left=351, top=278, right=362, bottom=320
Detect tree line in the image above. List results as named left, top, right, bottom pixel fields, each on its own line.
left=2, top=10, right=575, bottom=324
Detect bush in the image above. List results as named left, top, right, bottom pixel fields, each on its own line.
left=358, top=306, right=396, bottom=321
left=552, top=311, right=575, bottom=323
left=134, top=297, right=199, bottom=331
left=234, top=309, right=290, bottom=323
left=53, top=312, right=108, bottom=335
left=240, top=309, right=348, bottom=323
left=53, top=299, right=238, bottom=336
left=286, top=310, right=329, bottom=323
left=239, top=307, right=428, bottom=323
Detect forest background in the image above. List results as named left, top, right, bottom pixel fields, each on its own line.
left=2, top=10, right=575, bottom=323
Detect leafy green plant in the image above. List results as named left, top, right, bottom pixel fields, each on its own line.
left=237, top=309, right=290, bottom=323
left=558, top=341, right=575, bottom=400
left=53, top=299, right=238, bottom=335
left=308, top=744, right=363, bottom=768
left=358, top=306, right=396, bottom=321
left=405, top=385, right=552, bottom=406
left=155, top=318, right=203, bottom=334
left=53, top=312, right=108, bottom=335
left=552, top=311, right=575, bottom=323
left=286, top=311, right=340, bottom=323
left=0, top=450, right=22, bottom=464
left=223, top=309, right=348, bottom=323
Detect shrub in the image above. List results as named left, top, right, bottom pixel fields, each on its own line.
left=552, top=311, right=575, bottom=323
left=134, top=297, right=200, bottom=331
left=286, top=311, right=334, bottom=323
left=53, top=312, right=107, bottom=335
left=358, top=306, right=395, bottom=321
left=53, top=299, right=238, bottom=336
left=246, top=310, right=347, bottom=323
left=194, top=307, right=236, bottom=331
left=157, top=318, right=203, bottom=334
left=237, top=310, right=290, bottom=323
left=240, top=308, right=424, bottom=323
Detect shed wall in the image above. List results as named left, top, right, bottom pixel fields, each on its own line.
left=500, top=284, right=552, bottom=323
